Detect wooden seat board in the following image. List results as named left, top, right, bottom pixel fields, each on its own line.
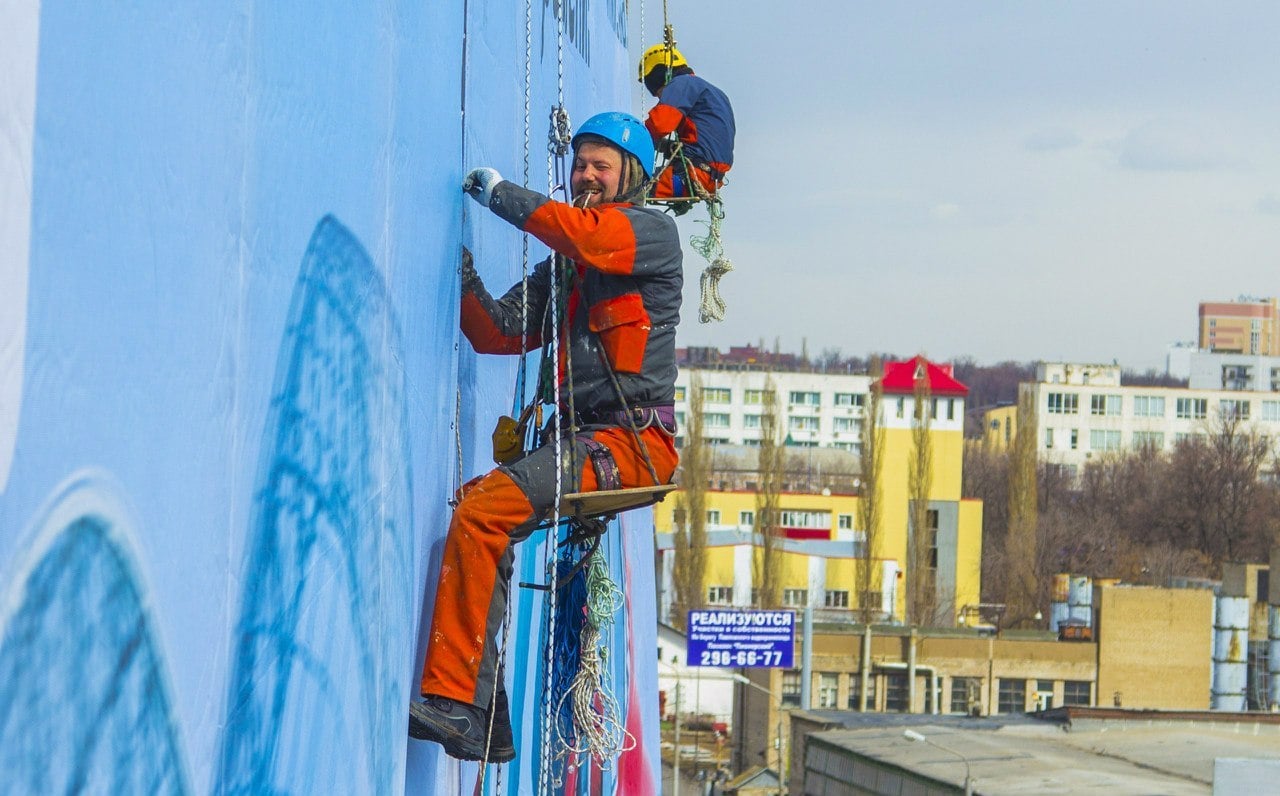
left=556, top=483, right=677, bottom=518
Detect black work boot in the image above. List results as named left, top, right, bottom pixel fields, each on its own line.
left=409, top=694, right=515, bottom=763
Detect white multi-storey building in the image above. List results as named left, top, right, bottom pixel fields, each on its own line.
left=674, top=368, right=873, bottom=450
left=1007, top=362, right=1280, bottom=478
left=673, top=366, right=968, bottom=451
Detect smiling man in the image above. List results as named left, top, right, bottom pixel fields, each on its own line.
left=409, top=112, right=683, bottom=763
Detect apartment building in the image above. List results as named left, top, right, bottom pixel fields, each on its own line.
left=1199, top=296, right=1280, bottom=355
left=988, top=362, right=1280, bottom=478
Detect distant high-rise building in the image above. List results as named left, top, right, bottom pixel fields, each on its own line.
left=1198, top=297, right=1280, bottom=355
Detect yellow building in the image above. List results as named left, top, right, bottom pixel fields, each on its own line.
left=657, top=357, right=983, bottom=626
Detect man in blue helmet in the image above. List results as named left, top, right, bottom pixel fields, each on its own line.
left=409, top=112, right=683, bottom=763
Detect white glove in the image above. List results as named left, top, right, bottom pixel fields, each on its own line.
left=462, top=167, right=502, bottom=207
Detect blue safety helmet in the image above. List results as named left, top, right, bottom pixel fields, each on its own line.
left=571, top=112, right=655, bottom=178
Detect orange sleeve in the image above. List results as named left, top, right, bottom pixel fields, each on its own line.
left=522, top=203, right=638, bottom=276
left=646, top=103, right=685, bottom=139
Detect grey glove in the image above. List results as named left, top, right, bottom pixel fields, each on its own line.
left=462, top=167, right=502, bottom=207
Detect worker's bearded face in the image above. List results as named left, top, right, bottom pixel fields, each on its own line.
left=570, top=141, right=624, bottom=207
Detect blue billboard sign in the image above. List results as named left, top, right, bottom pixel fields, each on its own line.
left=686, top=609, right=796, bottom=668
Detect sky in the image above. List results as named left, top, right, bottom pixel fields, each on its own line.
left=634, top=2, right=1280, bottom=371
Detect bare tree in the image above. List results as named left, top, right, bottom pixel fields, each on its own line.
left=907, top=360, right=936, bottom=625
left=1161, top=411, right=1272, bottom=561
left=671, top=374, right=708, bottom=629
left=857, top=358, right=885, bottom=624
left=1005, top=387, right=1039, bottom=627
left=755, top=376, right=784, bottom=609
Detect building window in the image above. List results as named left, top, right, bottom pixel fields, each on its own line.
left=1090, top=394, right=1121, bottom=416
left=834, top=393, right=865, bottom=409
left=818, top=673, right=839, bottom=708
left=1220, top=398, right=1251, bottom=420
left=701, top=412, right=731, bottom=429
left=825, top=590, right=849, bottom=608
left=707, top=510, right=721, bottom=525
left=781, top=670, right=802, bottom=707
left=1132, top=431, right=1164, bottom=450
left=1133, top=395, right=1166, bottom=417
left=674, top=386, right=686, bottom=401
left=1176, top=397, right=1207, bottom=420
left=884, top=673, right=909, bottom=712
left=1063, top=680, right=1092, bottom=706
left=788, top=415, right=819, bottom=431
left=896, top=397, right=906, bottom=419
left=707, top=586, right=733, bottom=605
left=1262, top=400, right=1280, bottom=421
left=789, top=391, right=820, bottom=407
left=744, top=389, right=773, bottom=405
left=838, top=514, right=854, bottom=530
left=1047, top=392, right=1079, bottom=415
left=859, top=591, right=883, bottom=611
left=783, top=588, right=808, bottom=607
left=848, top=673, right=877, bottom=710
left=833, top=416, right=858, bottom=432
left=926, top=509, right=939, bottom=569
left=675, top=411, right=686, bottom=427
left=704, top=387, right=731, bottom=404
left=739, top=510, right=755, bottom=527
left=1070, top=429, right=1079, bottom=450
left=1044, top=428, right=1054, bottom=449
left=950, top=677, right=981, bottom=715
left=779, top=510, right=832, bottom=529
left=743, top=413, right=762, bottom=428
left=997, top=679, right=1026, bottom=714
left=1089, top=429, right=1121, bottom=451
left=947, top=398, right=956, bottom=420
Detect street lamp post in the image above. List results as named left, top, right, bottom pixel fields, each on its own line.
left=902, top=729, right=973, bottom=796
left=732, top=673, right=784, bottom=796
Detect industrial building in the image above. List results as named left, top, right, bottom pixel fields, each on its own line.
left=790, top=710, right=1280, bottom=795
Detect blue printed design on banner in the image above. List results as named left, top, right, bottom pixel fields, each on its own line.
left=217, top=217, right=412, bottom=795
left=0, top=477, right=189, bottom=796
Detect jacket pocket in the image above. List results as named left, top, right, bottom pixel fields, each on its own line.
left=588, top=294, right=651, bottom=374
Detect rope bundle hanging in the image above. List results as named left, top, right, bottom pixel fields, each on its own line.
left=690, top=197, right=733, bottom=323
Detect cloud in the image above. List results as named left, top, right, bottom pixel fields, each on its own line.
left=931, top=203, right=961, bottom=221
left=1024, top=128, right=1081, bottom=152
left=1258, top=194, right=1280, bottom=215
left=1118, top=120, right=1231, bottom=172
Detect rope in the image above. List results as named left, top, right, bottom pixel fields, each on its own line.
left=554, top=548, right=635, bottom=768
left=540, top=1, right=568, bottom=789
left=683, top=165, right=732, bottom=322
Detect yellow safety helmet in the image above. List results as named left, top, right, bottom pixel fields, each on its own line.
left=638, top=43, right=688, bottom=82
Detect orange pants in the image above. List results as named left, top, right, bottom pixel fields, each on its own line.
left=420, top=424, right=678, bottom=708
left=652, top=159, right=723, bottom=200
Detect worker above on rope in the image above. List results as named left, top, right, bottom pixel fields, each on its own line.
left=639, top=42, right=736, bottom=201
left=409, top=111, right=683, bottom=763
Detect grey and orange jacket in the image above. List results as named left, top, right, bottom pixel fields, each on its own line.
left=645, top=72, right=735, bottom=178
left=461, top=180, right=683, bottom=416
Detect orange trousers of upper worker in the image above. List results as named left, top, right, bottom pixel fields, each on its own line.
left=651, top=158, right=725, bottom=200
left=420, top=423, right=678, bottom=710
